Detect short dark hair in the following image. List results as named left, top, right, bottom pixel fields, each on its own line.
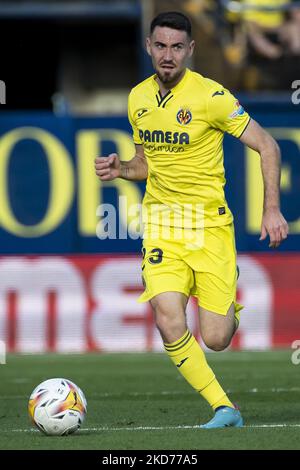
left=150, top=11, right=192, bottom=38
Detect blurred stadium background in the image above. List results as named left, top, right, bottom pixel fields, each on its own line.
left=0, top=0, right=300, bottom=357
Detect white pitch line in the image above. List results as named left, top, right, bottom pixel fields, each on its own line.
left=80, top=424, right=300, bottom=431
left=5, top=423, right=300, bottom=433
left=2, top=387, right=300, bottom=400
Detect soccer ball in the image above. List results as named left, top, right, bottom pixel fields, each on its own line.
left=28, top=378, right=87, bottom=436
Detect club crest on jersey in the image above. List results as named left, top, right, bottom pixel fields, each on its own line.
left=229, top=101, right=245, bottom=118
left=176, top=108, right=192, bottom=125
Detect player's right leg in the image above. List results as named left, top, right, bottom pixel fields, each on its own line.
left=150, top=291, right=188, bottom=343
left=149, top=291, right=238, bottom=421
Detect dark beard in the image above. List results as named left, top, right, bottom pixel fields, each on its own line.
left=156, top=68, right=182, bottom=87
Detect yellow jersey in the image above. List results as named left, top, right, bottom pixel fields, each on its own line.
left=128, top=68, right=250, bottom=229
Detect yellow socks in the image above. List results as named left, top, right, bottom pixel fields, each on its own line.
left=164, top=330, right=234, bottom=410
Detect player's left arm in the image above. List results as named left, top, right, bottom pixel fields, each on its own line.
left=239, top=118, right=289, bottom=248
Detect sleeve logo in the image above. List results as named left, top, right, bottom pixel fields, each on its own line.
left=229, top=101, right=245, bottom=118
left=177, top=108, right=192, bottom=125
left=212, top=90, right=225, bottom=97
left=137, top=108, right=148, bottom=118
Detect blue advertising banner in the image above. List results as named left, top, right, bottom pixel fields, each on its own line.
left=0, top=100, right=299, bottom=254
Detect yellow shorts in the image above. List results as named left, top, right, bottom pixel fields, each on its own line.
left=138, top=223, right=243, bottom=316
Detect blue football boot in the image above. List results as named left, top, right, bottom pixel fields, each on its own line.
left=200, top=406, right=244, bottom=429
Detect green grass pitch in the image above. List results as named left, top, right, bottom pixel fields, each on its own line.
left=0, top=351, right=299, bottom=450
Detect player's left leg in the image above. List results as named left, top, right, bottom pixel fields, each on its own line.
left=189, top=223, right=242, bottom=351
left=199, top=301, right=237, bottom=352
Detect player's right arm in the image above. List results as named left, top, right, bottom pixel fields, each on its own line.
left=94, top=144, right=148, bottom=181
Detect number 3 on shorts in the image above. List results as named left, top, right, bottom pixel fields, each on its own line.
left=143, top=248, right=164, bottom=265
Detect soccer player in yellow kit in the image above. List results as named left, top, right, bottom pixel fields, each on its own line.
left=95, top=12, right=289, bottom=428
